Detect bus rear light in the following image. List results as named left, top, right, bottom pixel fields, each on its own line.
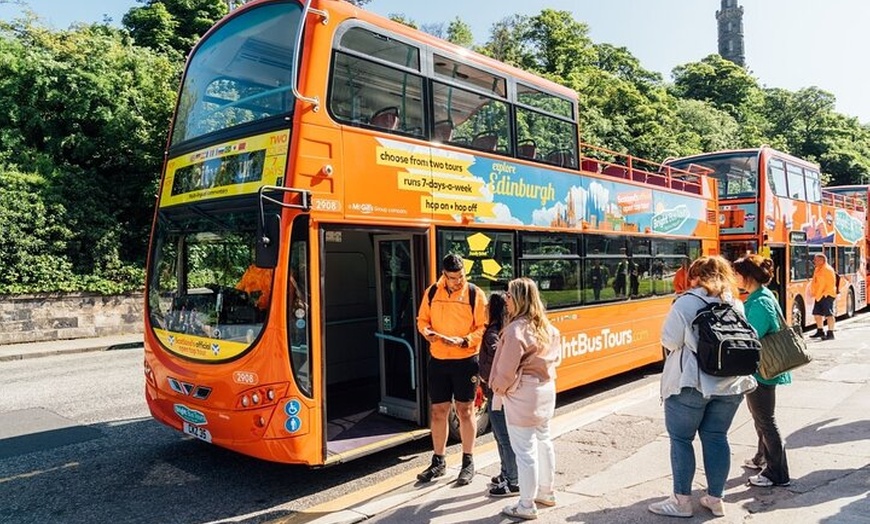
left=255, top=416, right=266, bottom=428
left=236, top=385, right=281, bottom=410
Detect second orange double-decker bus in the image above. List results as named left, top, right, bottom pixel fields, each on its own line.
left=665, top=147, right=867, bottom=330
left=143, top=0, right=719, bottom=466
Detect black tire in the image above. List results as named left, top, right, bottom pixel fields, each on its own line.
left=447, top=385, right=490, bottom=441
left=791, top=297, right=805, bottom=337
left=846, top=289, right=856, bottom=318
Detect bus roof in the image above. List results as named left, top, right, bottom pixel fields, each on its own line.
left=666, top=146, right=820, bottom=170
left=825, top=184, right=870, bottom=191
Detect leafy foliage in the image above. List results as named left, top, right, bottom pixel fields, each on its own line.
left=122, top=0, right=227, bottom=56
left=0, top=17, right=177, bottom=294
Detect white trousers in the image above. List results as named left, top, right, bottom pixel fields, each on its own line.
left=507, top=419, right=555, bottom=505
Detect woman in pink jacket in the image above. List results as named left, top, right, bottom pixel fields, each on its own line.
left=489, top=278, right=562, bottom=520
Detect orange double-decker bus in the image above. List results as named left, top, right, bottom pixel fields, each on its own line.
left=144, top=0, right=719, bottom=465
left=665, top=147, right=867, bottom=330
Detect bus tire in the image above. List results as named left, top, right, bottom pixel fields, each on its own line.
left=447, top=386, right=490, bottom=441
left=791, top=297, right=805, bottom=337
left=846, top=288, right=856, bottom=318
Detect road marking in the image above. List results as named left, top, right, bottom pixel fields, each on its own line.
left=0, top=462, right=79, bottom=484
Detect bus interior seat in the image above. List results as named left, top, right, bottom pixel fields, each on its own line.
left=581, top=159, right=600, bottom=173
left=370, top=107, right=399, bottom=130
left=433, top=119, right=454, bottom=142
left=632, top=169, right=650, bottom=183
left=517, top=139, right=537, bottom=159
left=546, top=149, right=576, bottom=168
left=603, top=164, right=628, bottom=178
left=471, top=133, right=498, bottom=151
left=647, top=173, right=668, bottom=186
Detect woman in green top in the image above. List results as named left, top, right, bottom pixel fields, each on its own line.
left=733, top=254, right=791, bottom=487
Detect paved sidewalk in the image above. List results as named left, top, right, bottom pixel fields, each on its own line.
left=0, top=334, right=143, bottom=362
left=285, top=313, right=870, bottom=524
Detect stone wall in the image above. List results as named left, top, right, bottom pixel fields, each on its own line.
left=0, top=293, right=144, bottom=345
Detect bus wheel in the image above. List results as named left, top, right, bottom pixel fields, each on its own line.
left=447, top=385, right=490, bottom=441
left=846, top=289, right=856, bottom=318
left=791, top=297, right=805, bottom=337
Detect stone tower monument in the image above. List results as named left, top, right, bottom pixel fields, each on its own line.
left=716, top=0, right=745, bottom=66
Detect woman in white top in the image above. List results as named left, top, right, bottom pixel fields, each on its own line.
left=490, top=277, right=561, bottom=520
left=649, top=256, right=757, bottom=519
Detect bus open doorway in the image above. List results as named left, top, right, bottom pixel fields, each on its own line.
left=321, top=227, right=430, bottom=463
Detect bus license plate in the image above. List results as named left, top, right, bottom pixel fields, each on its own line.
left=184, top=422, right=212, bottom=443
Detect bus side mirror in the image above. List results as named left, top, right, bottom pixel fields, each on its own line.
left=256, top=213, right=281, bottom=268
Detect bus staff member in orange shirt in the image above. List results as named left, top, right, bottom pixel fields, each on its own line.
left=416, top=254, right=487, bottom=486
left=674, top=258, right=690, bottom=294
left=809, top=253, right=837, bottom=340
left=236, top=264, right=274, bottom=310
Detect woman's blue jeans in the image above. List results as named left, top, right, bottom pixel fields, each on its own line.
left=664, top=387, right=743, bottom=498
left=487, top=389, right=517, bottom=485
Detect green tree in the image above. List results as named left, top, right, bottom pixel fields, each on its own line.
left=0, top=19, right=178, bottom=291
left=446, top=17, right=473, bottom=48
left=122, top=0, right=227, bottom=55
left=0, top=170, right=76, bottom=294
left=671, top=54, right=766, bottom=146
left=388, top=13, right=417, bottom=29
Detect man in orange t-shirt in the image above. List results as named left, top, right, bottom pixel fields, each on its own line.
left=415, top=254, right=487, bottom=486
left=809, top=253, right=837, bottom=340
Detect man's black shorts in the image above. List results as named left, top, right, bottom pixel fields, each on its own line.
left=812, top=295, right=835, bottom=317
left=428, top=355, right=479, bottom=404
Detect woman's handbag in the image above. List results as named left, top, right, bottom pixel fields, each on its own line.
left=759, top=309, right=812, bottom=379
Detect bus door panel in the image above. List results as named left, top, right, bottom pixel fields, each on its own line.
left=769, top=246, right=786, bottom=311
left=374, top=235, right=424, bottom=423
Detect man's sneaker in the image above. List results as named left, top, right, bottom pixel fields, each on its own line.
left=534, top=491, right=557, bottom=507
left=490, top=474, right=505, bottom=486
left=489, top=481, right=520, bottom=497
left=749, top=474, right=790, bottom=487
left=455, top=461, right=474, bottom=486
left=743, top=457, right=765, bottom=470
left=416, top=458, right=446, bottom=483
left=810, top=330, right=825, bottom=339
left=825, top=331, right=835, bottom=340
left=502, top=502, right=538, bottom=520
left=648, top=495, right=693, bottom=518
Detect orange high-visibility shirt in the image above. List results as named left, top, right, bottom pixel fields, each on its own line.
left=236, top=265, right=274, bottom=310
left=416, top=277, right=487, bottom=360
left=810, top=263, right=836, bottom=300
left=674, top=266, right=690, bottom=294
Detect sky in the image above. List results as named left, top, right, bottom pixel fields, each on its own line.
left=2, top=0, right=868, bottom=123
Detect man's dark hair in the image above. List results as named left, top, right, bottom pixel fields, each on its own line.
left=442, top=253, right=464, bottom=272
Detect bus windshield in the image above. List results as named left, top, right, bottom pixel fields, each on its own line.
left=148, top=200, right=272, bottom=361
left=171, top=1, right=302, bottom=146
left=667, top=152, right=758, bottom=199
